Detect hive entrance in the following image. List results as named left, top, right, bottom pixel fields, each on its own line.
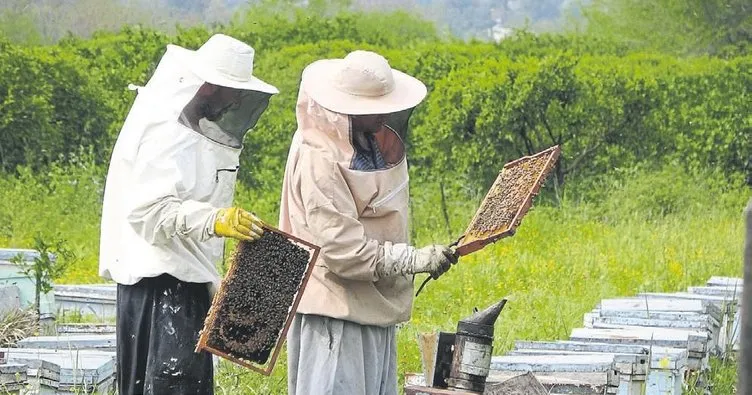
left=197, top=227, right=319, bottom=375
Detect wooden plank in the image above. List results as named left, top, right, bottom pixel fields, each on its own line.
left=417, top=332, right=438, bottom=388
left=570, top=327, right=708, bottom=371
left=491, top=354, right=615, bottom=372
left=56, top=323, right=116, bottom=335
left=54, top=286, right=117, bottom=321
left=492, top=350, right=648, bottom=391
left=0, top=383, right=24, bottom=393
left=4, top=348, right=115, bottom=385
left=591, top=308, right=721, bottom=327
left=513, top=339, right=689, bottom=374
left=53, top=285, right=116, bottom=300
left=0, top=248, right=43, bottom=262
left=585, top=313, right=716, bottom=332
left=599, top=298, right=708, bottom=313
left=488, top=371, right=609, bottom=394
left=688, top=286, right=743, bottom=298
left=405, top=373, right=548, bottom=395
left=707, top=276, right=742, bottom=288
left=24, top=359, right=61, bottom=382
left=637, top=292, right=739, bottom=355
left=404, top=385, right=476, bottom=395
left=0, top=364, right=26, bottom=375
left=570, top=327, right=707, bottom=351
left=586, top=321, right=718, bottom=355
left=17, top=334, right=116, bottom=351
left=485, top=372, right=548, bottom=395
left=639, top=292, right=739, bottom=306
left=509, top=342, right=688, bottom=370
left=0, top=363, right=27, bottom=386
left=506, top=350, right=647, bottom=370
left=515, top=340, right=650, bottom=355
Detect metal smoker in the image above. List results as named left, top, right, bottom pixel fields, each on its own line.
left=420, top=298, right=507, bottom=393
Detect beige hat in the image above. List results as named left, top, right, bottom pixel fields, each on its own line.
left=172, top=33, right=279, bottom=94
left=303, top=50, right=427, bottom=115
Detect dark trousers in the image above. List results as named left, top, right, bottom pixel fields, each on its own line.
left=116, top=274, right=214, bottom=395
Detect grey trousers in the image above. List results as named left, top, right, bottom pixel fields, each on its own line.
left=287, top=313, right=398, bottom=395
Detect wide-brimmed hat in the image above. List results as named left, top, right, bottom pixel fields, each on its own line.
left=171, top=34, right=279, bottom=94
left=303, top=50, right=427, bottom=115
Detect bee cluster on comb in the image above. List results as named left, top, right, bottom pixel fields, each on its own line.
left=466, top=154, right=552, bottom=237
left=456, top=146, right=560, bottom=256
left=196, top=227, right=319, bottom=374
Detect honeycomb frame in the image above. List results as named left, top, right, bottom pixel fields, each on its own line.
left=455, top=145, right=561, bottom=256
left=195, top=224, right=320, bottom=375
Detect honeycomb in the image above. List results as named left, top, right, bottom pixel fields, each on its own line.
left=198, top=229, right=314, bottom=368
left=460, top=147, right=559, bottom=250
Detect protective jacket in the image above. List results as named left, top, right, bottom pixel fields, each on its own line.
left=279, top=72, right=415, bottom=327
left=99, top=44, right=270, bottom=292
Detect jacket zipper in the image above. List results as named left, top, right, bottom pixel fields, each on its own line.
left=215, top=166, right=240, bottom=182
left=369, top=178, right=409, bottom=213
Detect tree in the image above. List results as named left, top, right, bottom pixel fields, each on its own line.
left=11, top=234, right=76, bottom=318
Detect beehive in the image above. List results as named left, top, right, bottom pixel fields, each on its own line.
left=196, top=226, right=319, bottom=375
left=456, top=146, right=560, bottom=256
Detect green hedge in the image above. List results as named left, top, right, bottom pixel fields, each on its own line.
left=412, top=52, right=751, bottom=193
left=0, top=39, right=115, bottom=172
left=1, top=9, right=749, bottom=192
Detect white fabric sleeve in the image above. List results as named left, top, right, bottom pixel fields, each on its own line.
left=125, top=127, right=220, bottom=245
left=375, top=242, right=416, bottom=279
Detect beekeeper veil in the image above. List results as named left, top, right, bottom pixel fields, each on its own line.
left=117, top=34, right=278, bottom=159
left=299, top=50, right=427, bottom=171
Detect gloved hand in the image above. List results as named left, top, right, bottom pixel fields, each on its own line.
left=412, top=245, right=458, bottom=279
left=376, top=243, right=458, bottom=280
left=213, top=207, right=264, bottom=241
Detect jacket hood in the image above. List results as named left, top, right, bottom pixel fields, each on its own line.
left=295, top=81, right=356, bottom=164
left=116, top=45, right=204, bottom=163
left=294, top=68, right=413, bottom=171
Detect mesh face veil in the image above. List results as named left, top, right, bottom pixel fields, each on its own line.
left=180, top=85, right=272, bottom=148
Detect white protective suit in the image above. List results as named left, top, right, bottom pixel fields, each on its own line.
left=99, top=44, right=273, bottom=292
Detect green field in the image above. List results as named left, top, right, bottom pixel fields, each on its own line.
left=226, top=166, right=747, bottom=394
left=1, top=161, right=746, bottom=394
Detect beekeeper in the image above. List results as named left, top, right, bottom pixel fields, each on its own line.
left=279, top=50, right=458, bottom=395
left=98, top=34, right=278, bottom=395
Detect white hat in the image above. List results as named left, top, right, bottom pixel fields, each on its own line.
left=172, top=34, right=279, bottom=94
left=303, top=50, right=427, bottom=115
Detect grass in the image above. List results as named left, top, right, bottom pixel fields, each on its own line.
left=218, top=166, right=749, bottom=394
left=0, top=162, right=747, bottom=394
left=56, top=309, right=115, bottom=325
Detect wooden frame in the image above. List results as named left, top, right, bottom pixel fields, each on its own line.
left=455, top=145, right=561, bottom=256
left=195, top=224, right=321, bottom=375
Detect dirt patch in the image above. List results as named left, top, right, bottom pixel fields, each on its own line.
left=466, top=154, right=550, bottom=237
left=205, top=231, right=310, bottom=365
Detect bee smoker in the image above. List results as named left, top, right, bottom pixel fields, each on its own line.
left=447, top=298, right=507, bottom=392
left=420, top=298, right=507, bottom=394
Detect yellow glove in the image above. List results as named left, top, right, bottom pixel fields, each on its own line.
left=214, top=207, right=264, bottom=241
